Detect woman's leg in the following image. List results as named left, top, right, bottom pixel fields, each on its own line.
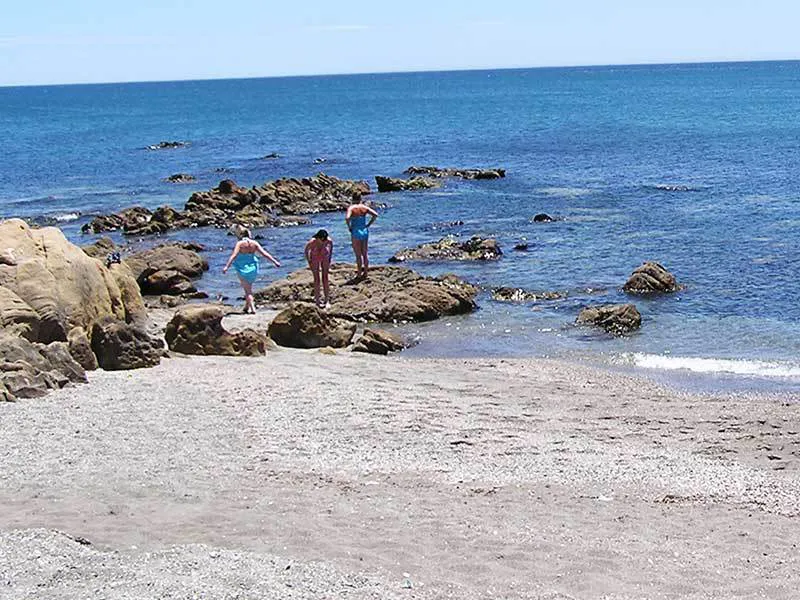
left=361, top=237, right=369, bottom=276
left=240, top=278, right=255, bottom=313
left=311, top=265, right=322, bottom=306
left=351, top=237, right=363, bottom=277
left=321, top=261, right=331, bottom=304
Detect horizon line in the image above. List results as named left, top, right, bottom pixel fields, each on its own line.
left=2, top=57, right=799, bottom=89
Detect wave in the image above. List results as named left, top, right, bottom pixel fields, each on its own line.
left=626, top=353, right=800, bottom=379
left=537, top=187, right=593, bottom=198
left=643, top=183, right=705, bottom=193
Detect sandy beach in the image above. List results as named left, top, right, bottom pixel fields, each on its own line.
left=1, top=345, right=798, bottom=599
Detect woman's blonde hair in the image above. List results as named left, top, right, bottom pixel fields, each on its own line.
left=230, top=224, right=251, bottom=239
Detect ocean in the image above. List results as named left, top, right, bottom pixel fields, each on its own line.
left=2, top=61, right=800, bottom=392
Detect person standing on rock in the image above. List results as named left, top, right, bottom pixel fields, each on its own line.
left=304, top=229, right=333, bottom=308
left=345, top=193, right=378, bottom=280
left=223, top=226, right=281, bottom=314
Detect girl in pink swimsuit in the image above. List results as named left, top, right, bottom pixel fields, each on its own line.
left=304, top=229, right=333, bottom=308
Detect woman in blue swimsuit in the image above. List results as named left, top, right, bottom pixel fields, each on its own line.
left=345, top=193, right=379, bottom=280
left=223, top=226, right=281, bottom=314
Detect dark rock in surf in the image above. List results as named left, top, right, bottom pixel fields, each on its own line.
left=492, top=287, right=567, bottom=303
left=389, top=236, right=502, bottom=263
left=405, top=166, right=506, bottom=180
left=375, top=175, right=440, bottom=193
left=623, top=262, right=682, bottom=294
left=146, top=141, right=188, bottom=150
left=532, top=213, right=555, bottom=223
left=164, top=173, right=196, bottom=183
left=576, top=304, right=641, bottom=335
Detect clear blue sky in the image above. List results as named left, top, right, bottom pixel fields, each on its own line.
left=2, top=0, right=798, bottom=86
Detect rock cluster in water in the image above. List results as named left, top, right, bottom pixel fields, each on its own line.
left=82, top=174, right=370, bottom=235
left=374, top=175, right=440, bottom=193
left=623, top=261, right=682, bottom=294
left=404, top=166, right=506, bottom=179
left=146, top=141, right=188, bottom=150
left=576, top=304, right=642, bottom=335
left=389, top=236, right=502, bottom=263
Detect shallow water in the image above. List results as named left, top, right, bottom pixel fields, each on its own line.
left=3, top=61, right=800, bottom=392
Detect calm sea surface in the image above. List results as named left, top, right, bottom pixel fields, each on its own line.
left=2, top=62, right=800, bottom=392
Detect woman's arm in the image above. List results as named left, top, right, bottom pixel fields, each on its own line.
left=326, top=239, right=333, bottom=261
left=366, top=206, right=379, bottom=227
left=222, top=241, right=241, bottom=273
left=304, top=239, right=313, bottom=265
left=256, top=242, right=281, bottom=267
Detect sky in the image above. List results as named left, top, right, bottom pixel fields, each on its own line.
left=1, top=0, right=799, bottom=86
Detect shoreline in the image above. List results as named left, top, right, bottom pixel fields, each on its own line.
left=2, top=351, right=798, bottom=598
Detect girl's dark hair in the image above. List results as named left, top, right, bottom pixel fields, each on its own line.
left=313, top=229, right=329, bottom=240
left=352, top=191, right=362, bottom=202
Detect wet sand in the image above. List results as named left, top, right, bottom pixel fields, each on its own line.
left=1, top=349, right=799, bottom=599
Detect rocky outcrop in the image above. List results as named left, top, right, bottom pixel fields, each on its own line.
left=491, top=287, right=567, bottom=302
left=256, top=264, right=477, bottom=323
left=532, top=213, right=555, bottom=223
left=164, top=305, right=268, bottom=356
left=81, top=237, right=117, bottom=260
left=1, top=333, right=86, bottom=401
left=82, top=174, right=368, bottom=235
left=164, top=173, right=196, bottom=183
left=389, top=236, right=502, bottom=263
left=352, top=328, right=407, bottom=355
left=0, top=219, right=146, bottom=345
left=90, top=317, right=163, bottom=370
left=405, top=166, right=505, bottom=180
left=67, top=326, right=98, bottom=371
left=124, top=243, right=209, bottom=297
left=576, top=304, right=641, bottom=335
left=146, top=141, right=187, bottom=150
left=623, top=262, right=682, bottom=294
left=267, top=303, right=356, bottom=349
left=375, top=176, right=440, bottom=193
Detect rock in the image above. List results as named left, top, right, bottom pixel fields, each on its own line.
left=405, top=166, right=506, bottom=180
left=90, top=317, right=163, bottom=370
left=124, top=243, right=209, bottom=297
left=532, top=213, right=554, bottom=223
left=267, top=303, right=356, bottom=349
left=428, top=220, right=464, bottom=231
left=623, top=262, right=682, bottom=294
left=352, top=328, right=407, bottom=355
left=146, top=141, right=187, bottom=150
left=164, top=173, right=196, bottom=183
left=85, top=174, right=370, bottom=235
left=81, top=207, right=153, bottom=234
left=576, top=304, right=641, bottom=335
left=375, top=176, right=440, bottom=193
left=513, top=242, right=530, bottom=251
left=67, top=327, right=98, bottom=371
left=262, top=152, right=281, bottom=159
left=0, top=219, right=147, bottom=343
left=389, top=236, right=502, bottom=263
left=0, top=286, right=41, bottom=340
left=81, top=237, right=117, bottom=260
left=491, top=287, right=567, bottom=302
left=256, top=264, right=477, bottom=323
left=0, top=333, right=86, bottom=401
left=164, top=305, right=267, bottom=356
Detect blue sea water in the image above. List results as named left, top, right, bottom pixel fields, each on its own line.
left=2, top=61, right=800, bottom=392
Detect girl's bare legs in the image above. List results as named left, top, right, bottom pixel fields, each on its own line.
left=312, top=266, right=322, bottom=306
left=240, top=278, right=255, bottom=314
left=321, top=262, right=331, bottom=305
left=361, top=237, right=369, bottom=277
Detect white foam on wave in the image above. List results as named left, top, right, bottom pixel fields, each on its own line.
left=627, top=353, right=800, bottom=379
left=54, top=212, right=80, bottom=222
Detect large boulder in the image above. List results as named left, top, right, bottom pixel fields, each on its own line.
left=268, top=303, right=356, bottom=349
left=389, top=236, right=502, bottom=263
left=164, top=305, right=268, bottom=356
left=67, top=326, right=98, bottom=371
left=124, top=243, right=209, bottom=297
left=90, top=317, right=163, bottom=370
left=0, top=333, right=86, bottom=402
left=375, top=176, right=440, bottom=193
left=256, top=263, right=477, bottom=323
left=404, top=166, right=506, bottom=180
left=352, top=328, right=407, bottom=355
left=0, top=219, right=146, bottom=344
left=623, top=262, right=682, bottom=294
left=576, top=304, right=641, bottom=335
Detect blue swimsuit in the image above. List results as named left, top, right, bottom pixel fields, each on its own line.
left=350, top=214, right=369, bottom=241
left=233, top=252, right=259, bottom=283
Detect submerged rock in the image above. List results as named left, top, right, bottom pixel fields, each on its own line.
left=491, top=287, right=567, bottom=303
left=532, top=213, right=555, bottom=223
left=255, top=263, right=477, bottom=323
left=268, top=303, right=356, bottom=349
left=389, top=236, right=502, bottom=263
left=576, top=304, right=641, bottom=335
left=146, top=141, right=188, bottom=150
left=623, top=262, right=682, bottom=294
left=375, top=175, right=440, bottom=193
left=164, top=173, right=196, bottom=183
left=405, top=166, right=506, bottom=180
left=165, top=305, right=267, bottom=356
